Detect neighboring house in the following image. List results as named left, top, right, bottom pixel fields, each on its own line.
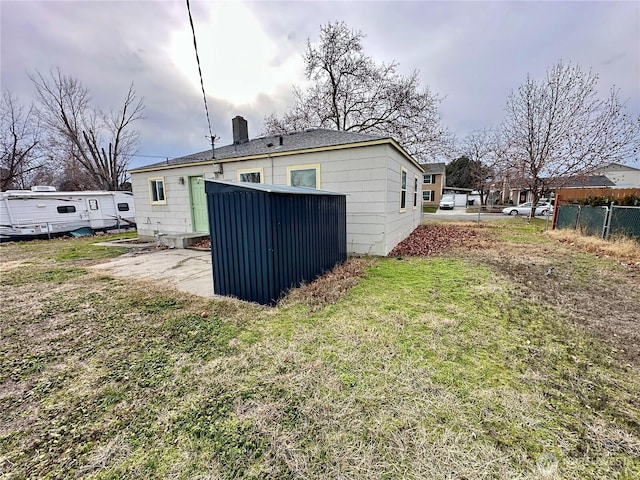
left=591, top=163, right=640, bottom=187
left=559, top=175, right=617, bottom=188
left=504, top=175, right=616, bottom=204
left=129, top=116, right=424, bottom=256
left=419, top=162, right=446, bottom=207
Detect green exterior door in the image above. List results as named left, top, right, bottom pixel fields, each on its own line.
left=189, top=176, right=209, bottom=233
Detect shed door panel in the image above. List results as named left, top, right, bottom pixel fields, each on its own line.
left=189, top=176, right=209, bottom=233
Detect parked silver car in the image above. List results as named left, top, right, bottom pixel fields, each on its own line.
left=502, top=201, right=554, bottom=216
left=439, top=195, right=455, bottom=210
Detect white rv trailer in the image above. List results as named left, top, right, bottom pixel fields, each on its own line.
left=0, top=186, right=136, bottom=240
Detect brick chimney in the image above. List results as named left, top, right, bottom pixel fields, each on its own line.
left=232, top=116, right=249, bottom=144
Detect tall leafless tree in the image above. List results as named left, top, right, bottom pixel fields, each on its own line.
left=458, top=129, right=503, bottom=205
left=498, top=61, right=640, bottom=216
left=0, top=91, right=44, bottom=190
left=264, top=21, right=452, bottom=161
left=31, top=69, right=144, bottom=191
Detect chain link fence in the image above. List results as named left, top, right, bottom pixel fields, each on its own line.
left=608, top=206, right=640, bottom=240
left=556, top=204, right=640, bottom=241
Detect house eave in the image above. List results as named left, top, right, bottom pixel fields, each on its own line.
left=129, top=138, right=424, bottom=175
left=129, top=159, right=216, bottom=174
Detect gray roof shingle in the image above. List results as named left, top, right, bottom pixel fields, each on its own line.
left=561, top=175, right=616, bottom=188
left=131, top=129, right=388, bottom=172
left=419, top=162, right=446, bottom=174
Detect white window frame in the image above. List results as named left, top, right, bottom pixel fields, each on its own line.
left=423, top=190, right=436, bottom=202
left=286, top=164, right=321, bottom=189
left=400, top=167, right=407, bottom=212
left=423, top=174, right=436, bottom=184
left=413, top=175, right=419, bottom=209
left=149, top=177, right=167, bottom=205
left=237, top=167, right=264, bottom=183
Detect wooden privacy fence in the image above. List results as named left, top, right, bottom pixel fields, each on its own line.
left=555, top=187, right=640, bottom=203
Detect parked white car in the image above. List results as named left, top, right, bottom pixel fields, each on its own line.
left=439, top=195, right=455, bottom=210
left=502, top=201, right=554, bottom=216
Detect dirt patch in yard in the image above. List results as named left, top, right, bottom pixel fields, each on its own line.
left=392, top=223, right=640, bottom=365
left=451, top=228, right=640, bottom=366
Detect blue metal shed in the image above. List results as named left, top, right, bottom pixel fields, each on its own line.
left=205, top=180, right=347, bottom=305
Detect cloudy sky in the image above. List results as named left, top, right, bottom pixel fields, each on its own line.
left=2, top=0, right=639, bottom=169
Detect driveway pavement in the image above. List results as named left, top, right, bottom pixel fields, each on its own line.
left=425, top=208, right=505, bottom=222
left=91, top=247, right=214, bottom=298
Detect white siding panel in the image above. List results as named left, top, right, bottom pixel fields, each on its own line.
left=132, top=164, right=216, bottom=238
left=131, top=142, right=420, bottom=256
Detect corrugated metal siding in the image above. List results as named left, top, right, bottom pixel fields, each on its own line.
left=205, top=180, right=346, bottom=305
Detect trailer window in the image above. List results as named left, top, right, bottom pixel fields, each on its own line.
left=57, top=206, right=76, bottom=214
left=117, top=203, right=130, bottom=212
left=89, top=199, right=99, bottom=210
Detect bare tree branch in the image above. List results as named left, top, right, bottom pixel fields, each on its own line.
left=30, top=69, right=144, bottom=190
left=498, top=61, right=640, bottom=216
left=264, top=21, right=452, bottom=162
left=1, top=91, right=45, bottom=190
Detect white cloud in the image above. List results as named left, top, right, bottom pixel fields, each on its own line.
left=1, top=0, right=638, bottom=168
left=168, top=1, right=304, bottom=106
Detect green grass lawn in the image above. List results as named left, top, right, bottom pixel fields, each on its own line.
left=1, top=230, right=639, bottom=479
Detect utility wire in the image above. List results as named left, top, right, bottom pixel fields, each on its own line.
left=185, top=0, right=215, bottom=157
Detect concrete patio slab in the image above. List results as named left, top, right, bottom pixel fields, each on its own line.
left=91, top=248, right=214, bottom=298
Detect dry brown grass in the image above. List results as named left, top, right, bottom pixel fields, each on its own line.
left=2, top=229, right=640, bottom=479
left=279, top=257, right=375, bottom=311
left=545, top=229, right=640, bottom=265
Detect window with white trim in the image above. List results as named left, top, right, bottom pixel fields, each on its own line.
left=287, top=164, right=320, bottom=189
left=400, top=168, right=407, bottom=210
left=413, top=176, right=418, bottom=208
left=149, top=177, right=166, bottom=204
left=238, top=168, right=263, bottom=183
left=423, top=174, right=436, bottom=184
left=422, top=190, right=436, bottom=202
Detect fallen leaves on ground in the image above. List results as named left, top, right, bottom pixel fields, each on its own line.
left=191, top=238, right=211, bottom=249
left=389, top=224, right=485, bottom=257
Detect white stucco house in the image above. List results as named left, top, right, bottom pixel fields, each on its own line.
left=129, top=116, right=423, bottom=256
left=592, top=162, right=640, bottom=187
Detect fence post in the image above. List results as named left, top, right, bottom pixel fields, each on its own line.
left=601, top=204, right=610, bottom=239
left=602, top=202, right=614, bottom=239
left=551, top=195, right=560, bottom=230
left=575, top=205, right=582, bottom=232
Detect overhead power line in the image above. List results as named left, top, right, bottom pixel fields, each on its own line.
left=185, top=0, right=216, bottom=158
